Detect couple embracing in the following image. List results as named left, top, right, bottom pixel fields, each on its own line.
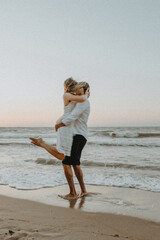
left=30, top=78, right=90, bottom=199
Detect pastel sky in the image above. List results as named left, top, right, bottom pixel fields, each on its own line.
left=0, top=0, right=160, bottom=127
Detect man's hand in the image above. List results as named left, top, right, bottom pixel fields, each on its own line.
left=55, top=122, right=65, bottom=132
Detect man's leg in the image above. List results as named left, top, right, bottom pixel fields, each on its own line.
left=58, top=164, right=79, bottom=199
left=73, top=165, right=87, bottom=196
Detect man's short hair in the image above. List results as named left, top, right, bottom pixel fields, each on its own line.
left=78, top=81, right=90, bottom=88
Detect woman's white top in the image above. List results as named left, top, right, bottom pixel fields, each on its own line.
left=56, top=101, right=76, bottom=156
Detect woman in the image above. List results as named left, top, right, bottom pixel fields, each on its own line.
left=30, top=77, right=89, bottom=160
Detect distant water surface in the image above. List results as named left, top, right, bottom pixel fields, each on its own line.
left=0, top=127, right=160, bottom=191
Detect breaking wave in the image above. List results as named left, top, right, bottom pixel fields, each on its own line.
left=1, top=141, right=159, bottom=148
left=87, top=141, right=160, bottom=147
left=0, top=142, right=56, bottom=147
left=35, top=158, right=61, bottom=165
left=95, top=131, right=160, bottom=138
left=35, top=158, right=160, bottom=171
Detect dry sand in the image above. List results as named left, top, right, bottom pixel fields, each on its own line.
left=0, top=185, right=160, bottom=240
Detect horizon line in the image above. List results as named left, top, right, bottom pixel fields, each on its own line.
left=0, top=125, right=160, bottom=128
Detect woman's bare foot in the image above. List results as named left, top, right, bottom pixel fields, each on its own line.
left=29, top=137, right=46, bottom=148
left=58, top=193, right=80, bottom=200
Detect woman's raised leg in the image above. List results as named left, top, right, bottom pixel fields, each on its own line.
left=30, top=137, right=65, bottom=160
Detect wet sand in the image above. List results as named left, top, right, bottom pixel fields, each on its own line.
left=0, top=185, right=160, bottom=240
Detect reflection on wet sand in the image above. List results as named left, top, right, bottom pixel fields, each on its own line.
left=68, top=196, right=86, bottom=209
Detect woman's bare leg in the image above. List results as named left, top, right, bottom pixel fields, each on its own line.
left=30, top=137, right=65, bottom=160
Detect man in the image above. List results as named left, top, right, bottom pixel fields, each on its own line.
left=30, top=82, right=90, bottom=199
left=55, top=82, right=90, bottom=199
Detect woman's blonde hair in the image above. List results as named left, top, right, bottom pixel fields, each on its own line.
left=64, top=77, right=78, bottom=94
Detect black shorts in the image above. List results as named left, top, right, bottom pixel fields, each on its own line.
left=62, top=134, right=87, bottom=166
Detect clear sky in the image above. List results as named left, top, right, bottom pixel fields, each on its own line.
left=0, top=0, right=160, bottom=127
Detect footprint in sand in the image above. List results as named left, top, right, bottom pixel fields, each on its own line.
left=5, top=232, right=28, bottom=240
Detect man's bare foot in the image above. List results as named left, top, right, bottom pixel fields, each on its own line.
left=29, top=137, right=45, bottom=147
left=58, top=193, right=80, bottom=200
left=80, top=192, right=100, bottom=198
left=80, top=192, right=95, bottom=197
left=79, top=192, right=88, bottom=197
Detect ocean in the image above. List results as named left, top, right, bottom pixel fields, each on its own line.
left=0, top=127, right=160, bottom=192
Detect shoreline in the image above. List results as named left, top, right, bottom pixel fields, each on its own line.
left=0, top=184, right=160, bottom=223
left=0, top=185, right=160, bottom=239
left=0, top=195, right=160, bottom=240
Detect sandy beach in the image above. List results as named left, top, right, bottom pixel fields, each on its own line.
left=1, top=0, right=160, bottom=237
left=0, top=185, right=160, bottom=240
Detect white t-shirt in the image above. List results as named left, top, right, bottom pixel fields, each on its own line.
left=62, top=100, right=90, bottom=140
